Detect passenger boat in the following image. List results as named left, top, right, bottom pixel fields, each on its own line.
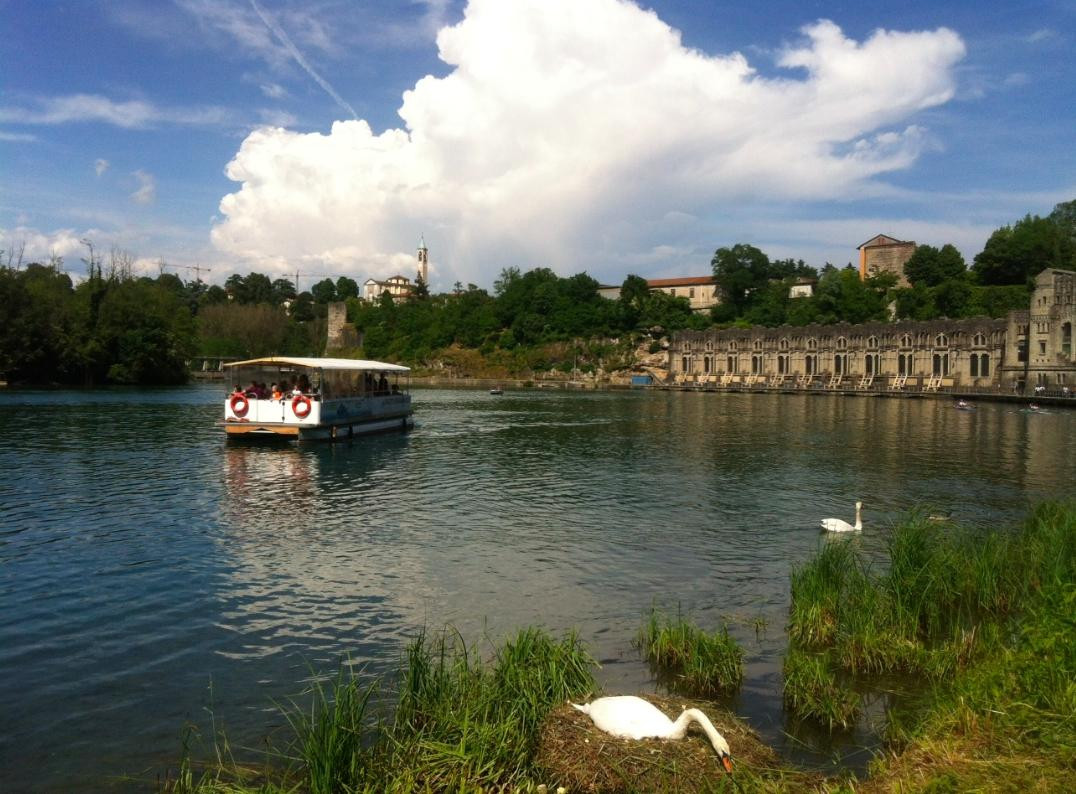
left=223, top=357, right=413, bottom=441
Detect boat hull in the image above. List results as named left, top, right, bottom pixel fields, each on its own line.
left=225, top=412, right=413, bottom=442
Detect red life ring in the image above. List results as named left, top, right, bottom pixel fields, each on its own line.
left=292, top=394, right=312, bottom=418
left=230, top=392, right=249, bottom=417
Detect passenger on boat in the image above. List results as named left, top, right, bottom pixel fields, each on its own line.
left=271, top=383, right=283, bottom=400
left=297, top=374, right=311, bottom=394
left=245, top=381, right=262, bottom=398
left=378, top=373, right=389, bottom=394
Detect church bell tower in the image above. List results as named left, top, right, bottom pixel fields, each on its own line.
left=417, top=236, right=429, bottom=285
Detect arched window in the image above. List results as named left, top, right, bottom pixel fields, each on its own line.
left=901, top=334, right=912, bottom=349
left=753, top=339, right=763, bottom=351
left=867, top=335, right=878, bottom=349
left=807, top=338, right=817, bottom=350
left=971, top=355, right=979, bottom=377
left=837, top=337, right=848, bottom=350
left=729, top=341, right=738, bottom=352
left=704, top=356, right=712, bottom=373
left=681, top=356, right=689, bottom=372
left=1063, top=322, right=1072, bottom=357
left=779, top=337, right=789, bottom=351
left=980, top=353, right=990, bottom=376
left=805, top=355, right=814, bottom=375
left=834, top=354, right=843, bottom=375
left=973, top=333, right=985, bottom=347
left=935, top=333, right=949, bottom=347
left=727, top=355, right=735, bottom=373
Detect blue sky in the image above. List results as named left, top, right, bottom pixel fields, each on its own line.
left=1, top=0, right=1073, bottom=291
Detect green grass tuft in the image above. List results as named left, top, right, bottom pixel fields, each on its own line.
left=636, top=607, right=744, bottom=696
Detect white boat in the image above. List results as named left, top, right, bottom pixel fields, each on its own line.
left=223, top=357, right=413, bottom=441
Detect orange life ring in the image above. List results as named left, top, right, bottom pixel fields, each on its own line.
left=292, top=394, right=312, bottom=418
left=230, top=392, right=249, bottom=417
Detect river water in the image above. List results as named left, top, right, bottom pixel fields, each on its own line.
left=1, top=384, right=1072, bottom=791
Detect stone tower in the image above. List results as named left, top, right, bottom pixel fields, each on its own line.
left=417, top=236, right=429, bottom=285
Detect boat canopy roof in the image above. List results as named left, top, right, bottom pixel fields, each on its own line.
left=224, top=356, right=410, bottom=372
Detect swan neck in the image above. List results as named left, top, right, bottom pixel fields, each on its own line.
left=854, top=503, right=862, bottom=530
left=674, top=709, right=729, bottom=755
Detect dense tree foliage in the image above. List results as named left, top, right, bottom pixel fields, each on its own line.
left=349, top=268, right=705, bottom=366
left=904, top=244, right=967, bottom=287
left=0, top=264, right=195, bottom=385
left=972, top=213, right=1074, bottom=285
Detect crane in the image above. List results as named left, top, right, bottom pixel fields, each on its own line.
left=159, top=262, right=213, bottom=282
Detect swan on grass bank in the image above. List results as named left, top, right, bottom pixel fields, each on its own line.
left=821, top=501, right=862, bottom=532
left=572, top=696, right=733, bottom=773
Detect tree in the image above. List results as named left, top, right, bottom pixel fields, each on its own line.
left=904, top=244, right=966, bottom=287
left=972, top=214, right=1073, bottom=285
left=711, top=244, right=771, bottom=316
left=271, top=278, right=297, bottom=305
left=311, top=278, right=336, bottom=304
left=335, top=276, right=359, bottom=300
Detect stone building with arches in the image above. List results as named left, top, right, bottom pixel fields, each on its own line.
left=668, top=268, right=1076, bottom=393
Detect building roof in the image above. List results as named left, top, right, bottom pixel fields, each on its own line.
left=647, top=276, right=717, bottom=287
left=858, top=234, right=912, bottom=249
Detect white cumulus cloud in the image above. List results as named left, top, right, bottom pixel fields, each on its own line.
left=210, top=0, right=966, bottom=287
left=95, top=158, right=110, bottom=176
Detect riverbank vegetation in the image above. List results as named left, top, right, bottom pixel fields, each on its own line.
left=3, top=200, right=1071, bottom=385
left=164, top=503, right=1073, bottom=793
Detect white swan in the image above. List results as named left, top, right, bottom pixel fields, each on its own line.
left=572, top=696, right=733, bottom=773
left=821, top=501, right=862, bottom=532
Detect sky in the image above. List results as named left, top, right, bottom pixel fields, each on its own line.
left=1, top=0, right=1073, bottom=293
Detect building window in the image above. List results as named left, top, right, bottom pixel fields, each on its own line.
left=670, top=288, right=676, bottom=296
left=1039, top=340, right=1047, bottom=356
left=980, top=354, right=990, bottom=376
left=935, top=334, right=948, bottom=347
left=971, top=355, right=979, bottom=377
left=901, top=334, right=912, bottom=349
left=779, top=337, right=789, bottom=351
left=867, top=335, right=878, bottom=349
left=689, top=287, right=695, bottom=298
left=704, top=356, right=712, bottom=373
left=806, top=355, right=814, bottom=375
left=974, top=333, right=985, bottom=347
left=837, top=337, right=847, bottom=350
left=1063, top=322, right=1072, bottom=357
left=681, top=356, right=688, bottom=372
left=808, top=338, right=817, bottom=351
left=727, top=355, right=734, bottom=373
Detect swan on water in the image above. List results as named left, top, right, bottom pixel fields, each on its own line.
left=821, top=501, right=862, bottom=532
left=572, top=695, right=733, bottom=773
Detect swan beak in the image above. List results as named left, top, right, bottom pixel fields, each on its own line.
left=721, top=754, right=733, bottom=773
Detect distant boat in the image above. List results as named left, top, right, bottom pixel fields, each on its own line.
left=954, top=399, right=976, bottom=411
left=489, top=387, right=504, bottom=395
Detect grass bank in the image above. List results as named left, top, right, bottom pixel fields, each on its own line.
left=785, top=501, right=1075, bottom=791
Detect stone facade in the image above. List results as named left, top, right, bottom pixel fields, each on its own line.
left=1001, top=268, right=1076, bottom=391
left=669, top=268, right=1076, bottom=394
left=858, top=234, right=915, bottom=287
left=598, top=276, right=720, bottom=312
